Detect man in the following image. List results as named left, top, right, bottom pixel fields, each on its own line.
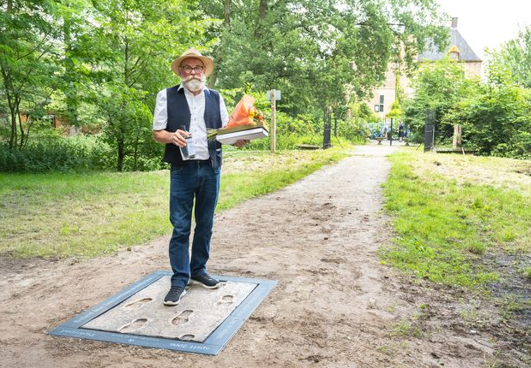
left=152, top=48, right=246, bottom=306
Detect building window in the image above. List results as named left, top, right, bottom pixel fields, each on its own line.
left=378, top=95, right=384, bottom=113
left=448, top=45, right=460, bottom=60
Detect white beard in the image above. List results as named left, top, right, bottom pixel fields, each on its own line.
left=183, top=77, right=205, bottom=93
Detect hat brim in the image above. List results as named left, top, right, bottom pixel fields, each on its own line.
left=171, top=55, right=214, bottom=77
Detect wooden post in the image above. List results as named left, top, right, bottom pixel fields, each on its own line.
left=452, top=124, right=462, bottom=149
left=323, top=107, right=332, bottom=149
left=270, top=89, right=276, bottom=153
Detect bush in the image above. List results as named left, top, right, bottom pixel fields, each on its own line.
left=338, top=117, right=370, bottom=142
left=492, top=131, right=531, bottom=159
left=239, top=111, right=367, bottom=150
left=122, top=155, right=167, bottom=172
left=0, top=136, right=114, bottom=172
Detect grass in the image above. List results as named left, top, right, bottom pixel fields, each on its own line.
left=381, top=150, right=531, bottom=289
left=524, top=267, right=531, bottom=280
left=0, top=147, right=348, bottom=259
left=390, top=319, right=422, bottom=338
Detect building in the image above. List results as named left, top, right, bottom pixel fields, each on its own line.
left=366, top=17, right=482, bottom=119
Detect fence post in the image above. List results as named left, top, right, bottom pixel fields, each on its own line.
left=424, top=110, right=435, bottom=152
left=270, top=89, right=276, bottom=153
left=323, top=107, right=332, bottom=149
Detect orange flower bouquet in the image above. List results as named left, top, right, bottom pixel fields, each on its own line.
left=226, top=95, right=264, bottom=128
left=207, top=95, right=268, bottom=143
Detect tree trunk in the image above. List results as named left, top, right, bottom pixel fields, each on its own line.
left=224, top=0, right=231, bottom=25
left=63, top=6, right=78, bottom=126
left=9, top=109, right=17, bottom=149
left=1, top=62, right=16, bottom=149
left=254, top=0, right=268, bottom=39
left=116, top=8, right=130, bottom=172
left=117, top=137, right=125, bottom=172
left=208, top=0, right=232, bottom=89
left=16, top=101, right=26, bottom=150
left=133, top=126, right=140, bottom=171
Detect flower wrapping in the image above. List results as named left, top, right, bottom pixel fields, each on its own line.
left=207, top=95, right=266, bottom=141
left=227, top=95, right=263, bottom=128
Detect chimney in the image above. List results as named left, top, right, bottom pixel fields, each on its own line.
left=451, top=17, right=458, bottom=29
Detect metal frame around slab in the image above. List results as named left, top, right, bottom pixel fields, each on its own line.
left=48, top=270, right=276, bottom=355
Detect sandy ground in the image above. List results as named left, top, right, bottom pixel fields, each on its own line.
left=1, top=144, right=529, bottom=368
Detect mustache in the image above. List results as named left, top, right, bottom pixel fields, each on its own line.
left=183, top=75, right=204, bottom=82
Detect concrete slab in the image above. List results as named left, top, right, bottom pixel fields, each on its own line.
left=83, top=276, right=256, bottom=342
left=49, top=271, right=276, bottom=355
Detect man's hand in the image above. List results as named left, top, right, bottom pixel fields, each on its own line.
left=153, top=129, right=190, bottom=146
left=171, top=129, right=190, bottom=147
left=232, top=139, right=249, bottom=148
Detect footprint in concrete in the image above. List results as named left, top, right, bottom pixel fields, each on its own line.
left=123, top=297, right=153, bottom=311
left=172, top=310, right=194, bottom=325
left=217, top=294, right=234, bottom=306
left=179, top=334, right=195, bottom=341
left=119, top=318, right=148, bottom=333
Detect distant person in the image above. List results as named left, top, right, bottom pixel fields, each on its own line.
left=152, top=48, right=247, bottom=306
left=398, top=122, right=404, bottom=141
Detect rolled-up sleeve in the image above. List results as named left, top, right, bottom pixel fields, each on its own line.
left=153, top=89, right=167, bottom=131
left=219, top=95, right=229, bottom=128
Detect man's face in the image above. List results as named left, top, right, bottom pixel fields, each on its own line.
left=179, top=58, right=206, bottom=92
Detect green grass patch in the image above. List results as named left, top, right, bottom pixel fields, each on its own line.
left=218, top=148, right=346, bottom=210
left=524, top=267, right=531, bottom=281
left=390, top=319, right=422, bottom=338
left=0, top=147, right=347, bottom=259
left=381, top=151, right=531, bottom=289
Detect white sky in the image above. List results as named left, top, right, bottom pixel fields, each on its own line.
left=436, top=0, right=531, bottom=60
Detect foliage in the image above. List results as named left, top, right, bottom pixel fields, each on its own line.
left=221, top=88, right=367, bottom=149
left=1, top=0, right=449, bottom=171
left=498, top=26, right=531, bottom=89
left=0, top=136, right=114, bottom=172
left=456, top=84, right=531, bottom=157
left=77, top=0, right=205, bottom=171
left=403, top=57, right=480, bottom=143
left=440, top=51, right=531, bottom=157
left=402, top=31, right=531, bottom=159
left=349, top=101, right=379, bottom=124
left=337, top=116, right=371, bottom=143
left=0, top=0, right=63, bottom=149
left=201, top=0, right=447, bottom=117
left=386, top=100, right=403, bottom=120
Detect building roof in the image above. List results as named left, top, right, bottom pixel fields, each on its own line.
left=418, top=28, right=482, bottom=62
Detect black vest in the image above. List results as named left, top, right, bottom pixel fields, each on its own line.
left=163, top=86, right=223, bottom=168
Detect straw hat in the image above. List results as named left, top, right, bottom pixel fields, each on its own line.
left=171, top=48, right=214, bottom=76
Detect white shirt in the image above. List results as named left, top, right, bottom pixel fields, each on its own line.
left=153, top=85, right=229, bottom=160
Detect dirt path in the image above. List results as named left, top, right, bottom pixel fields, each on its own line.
left=0, top=145, right=527, bottom=367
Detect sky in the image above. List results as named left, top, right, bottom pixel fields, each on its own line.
left=435, top=0, right=531, bottom=60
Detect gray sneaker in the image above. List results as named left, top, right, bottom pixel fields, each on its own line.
left=163, top=286, right=186, bottom=306
left=190, top=274, right=220, bottom=289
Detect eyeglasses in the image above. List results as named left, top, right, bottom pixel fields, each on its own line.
left=180, top=65, right=204, bottom=74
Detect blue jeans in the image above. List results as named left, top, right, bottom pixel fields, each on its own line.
left=169, top=161, right=220, bottom=288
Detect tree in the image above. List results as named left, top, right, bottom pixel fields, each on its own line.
left=498, top=26, right=531, bottom=89
left=0, top=0, right=62, bottom=149
left=199, top=0, right=447, bottom=119
left=81, top=0, right=205, bottom=171
left=448, top=51, right=531, bottom=157
left=403, top=58, right=479, bottom=142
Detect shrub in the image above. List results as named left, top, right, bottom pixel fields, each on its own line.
left=0, top=136, right=114, bottom=172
